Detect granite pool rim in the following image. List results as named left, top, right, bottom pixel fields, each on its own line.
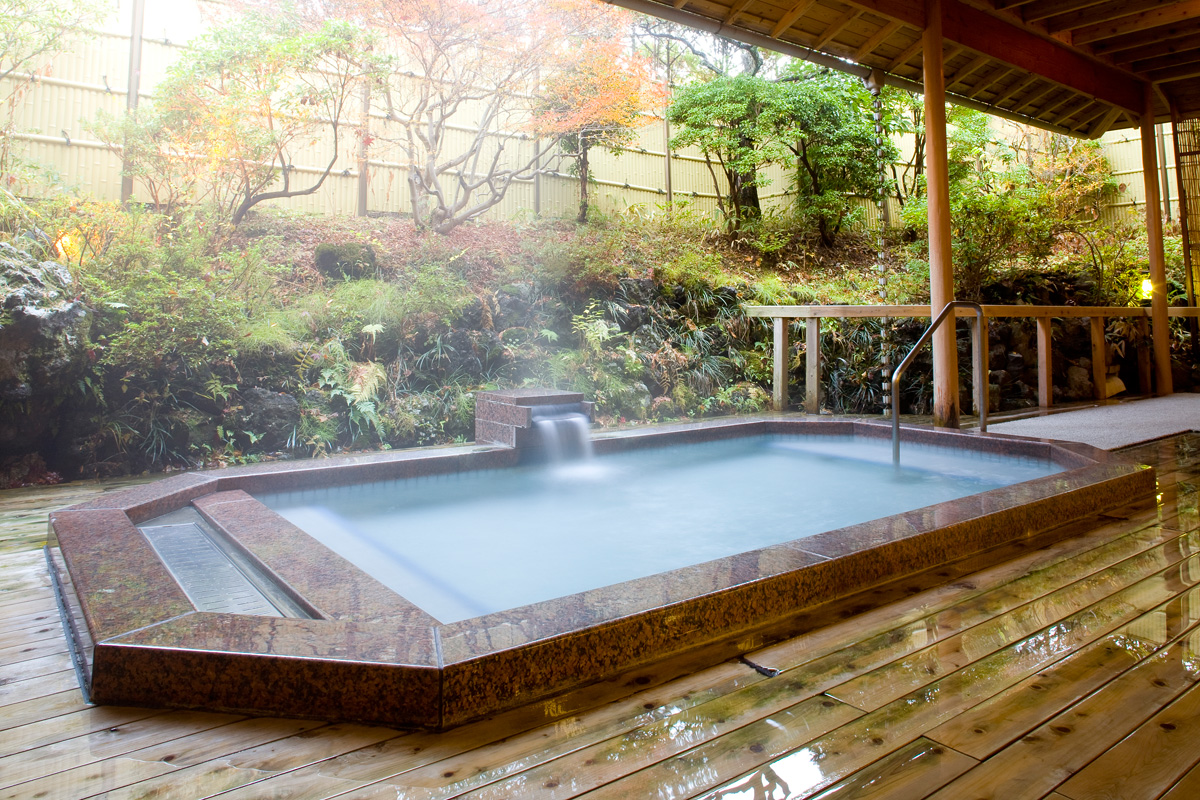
left=48, top=416, right=1155, bottom=729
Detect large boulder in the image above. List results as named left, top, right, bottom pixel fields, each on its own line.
left=234, top=388, right=301, bottom=451
left=1065, top=364, right=1094, bottom=400
left=0, top=242, right=90, bottom=456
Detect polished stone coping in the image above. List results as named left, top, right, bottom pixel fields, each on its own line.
left=49, top=417, right=1154, bottom=729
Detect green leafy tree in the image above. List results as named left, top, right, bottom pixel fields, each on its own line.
left=768, top=64, right=899, bottom=246
left=902, top=108, right=1116, bottom=300
left=669, top=67, right=897, bottom=242
left=668, top=74, right=784, bottom=229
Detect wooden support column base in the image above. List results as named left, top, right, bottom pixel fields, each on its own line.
left=773, top=317, right=791, bottom=411
left=1090, top=316, right=1108, bottom=402
left=805, top=317, right=821, bottom=415
left=1138, top=317, right=1153, bottom=395
left=1037, top=317, right=1053, bottom=409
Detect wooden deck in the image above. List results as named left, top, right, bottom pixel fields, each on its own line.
left=3, top=435, right=1200, bottom=799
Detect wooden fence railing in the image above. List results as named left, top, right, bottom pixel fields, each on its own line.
left=745, top=304, right=1200, bottom=414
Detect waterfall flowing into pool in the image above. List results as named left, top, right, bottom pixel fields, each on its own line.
left=532, top=405, right=593, bottom=461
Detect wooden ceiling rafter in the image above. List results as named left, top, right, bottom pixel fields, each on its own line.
left=993, top=73, right=1041, bottom=107
left=970, top=65, right=1014, bottom=98
left=1090, top=15, right=1200, bottom=55
left=1071, top=102, right=1112, bottom=130
left=940, top=43, right=965, bottom=74
left=813, top=6, right=864, bottom=49
left=1044, top=0, right=1181, bottom=36
left=1036, top=89, right=1080, bottom=119
left=723, top=0, right=755, bottom=24
left=940, top=2, right=1144, bottom=111
left=1088, top=104, right=1125, bottom=136
left=885, top=35, right=925, bottom=70
left=1114, top=30, right=1200, bottom=64
left=1012, top=81, right=1060, bottom=114
left=1051, top=97, right=1098, bottom=126
left=1133, top=48, right=1200, bottom=73
left=1149, top=61, right=1200, bottom=82
left=1022, top=0, right=1107, bottom=25
left=770, top=0, right=820, bottom=38
left=608, top=0, right=1200, bottom=136
left=853, top=18, right=904, bottom=58
left=946, top=52, right=991, bottom=89
left=1074, top=1, right=1200, bottom=47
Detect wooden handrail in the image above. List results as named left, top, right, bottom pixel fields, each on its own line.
left=745, top=304, right=1200, bottom=319
left=748, top=303, right=1191, bottom=414
left=892, top=302, right=987, bottom=464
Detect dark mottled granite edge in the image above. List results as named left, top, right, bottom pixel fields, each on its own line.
left=50, top=415, right=1156, bottom=729
left=194, top=491, right=439, bottom=627
left=49, top=508, right=194, bottom=642
left=90, top=638, right=442, bottom=727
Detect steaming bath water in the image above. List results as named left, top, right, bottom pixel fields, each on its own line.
left=257, top=434, right=1064, bottom=623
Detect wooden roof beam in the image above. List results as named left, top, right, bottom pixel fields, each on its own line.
left=1044, top=0, right=1176, bottom=35
left=770, top=0, right=818, bottom=38
left=1037, top=90, right=1079, bottom=119
left=1023, top=0, right=1107, bottom=25
left=994, top=0, right=1039, bottom=8
left=1092, top=16, right=1200, bottom=56
left=602, top=0, right=1106, bottom=136
left=1075, top=1, right=1200, bottom=46
left=971, top=65, right=1013, bottom=98
left=1148, top=62, right=1200, bottom=84
left=1087, top=104, right=1124, bottom=137
left=853, top=19, right=903, bottom=60
left=993, top=74, right=1040, bottom=107
left=941, top=0, right=1144, bottom=112
left=1071, top=102, right=1111, bottom=130
left=1133, top=49, right=1200, bottom=74
left=1114, top=31, right=1200, bottom=65
left=1013, top=82, right=1060, bottom=114
left=1052, top=98, right=1099, bottom=127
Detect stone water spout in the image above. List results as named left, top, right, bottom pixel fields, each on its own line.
left=474, top=388, right=595, bottom=460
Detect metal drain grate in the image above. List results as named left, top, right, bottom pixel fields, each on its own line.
left=142, top=523, right=283, bottom=616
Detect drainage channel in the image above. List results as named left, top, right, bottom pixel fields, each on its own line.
left=139, top=509, right=311, bottom=618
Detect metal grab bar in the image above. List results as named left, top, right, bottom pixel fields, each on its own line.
left=892, top=301, right=989, bottom=466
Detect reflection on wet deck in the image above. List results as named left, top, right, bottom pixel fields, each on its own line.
left=3, top=433, right=1200, bottom=799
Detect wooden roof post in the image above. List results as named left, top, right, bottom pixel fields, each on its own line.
left=1143, top=86, right=1174, bottom=396
left=924, top=0, right=959, bottom=427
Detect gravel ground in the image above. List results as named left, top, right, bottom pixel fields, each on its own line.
left=982, top=393, right=1200, bottom=450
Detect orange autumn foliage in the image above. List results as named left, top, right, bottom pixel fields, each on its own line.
left=533, top=31, right=665, bottom=145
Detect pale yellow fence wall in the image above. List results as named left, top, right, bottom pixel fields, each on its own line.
left=1098, top=126, right=1180, bottom=225
left=2, top=0, right=887, bottom=227
left=14, top=0, right=1147, bottom=231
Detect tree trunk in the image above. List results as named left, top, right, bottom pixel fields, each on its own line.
left=734, top=133, right=761, bottom=227
left=578, top=140, right=590, bottom=224
left=736, top=173, right=760, bottom=223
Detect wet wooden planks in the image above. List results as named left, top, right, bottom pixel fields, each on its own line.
left=1, top=436, right=1200, bottom=798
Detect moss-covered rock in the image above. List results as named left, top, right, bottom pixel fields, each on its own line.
left=314, top=242, right=377, bottom=279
